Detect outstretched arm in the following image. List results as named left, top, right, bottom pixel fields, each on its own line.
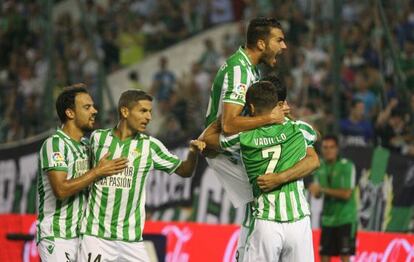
left=175, top=140, right=206, bottom=177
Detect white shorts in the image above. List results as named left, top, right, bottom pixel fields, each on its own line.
left=78, top=235, right=150, bottom=262
left=236, top=203, right=254, bottom=262
left=244, top=216, right=314, bottom=262
left=37, top=237, right=79, bottom=262
left=206, top=154, right=253, bottom=208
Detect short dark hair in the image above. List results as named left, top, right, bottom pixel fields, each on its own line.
left=56, top=84, right=89, bottom=123
left=261, top=75, right=286, bottom=101
left=118, top=90, right=153, bottom=116
left=246, top=81, right=279, bottom=113
left=246, top=17, right=282, bottom=48
left=322, top=134, right=339, bottom=145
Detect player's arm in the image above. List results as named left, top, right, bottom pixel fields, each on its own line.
left=199, top=119, right=221, bottom=151
left=222, top=103, right=284, bottom=135
left=174, top=140, right=205, bottom=177
left=48, top=153, right=128, bottom=200
left=318, top=187, right=352, bottom=200
left=257, top=147, right=320, bottom=192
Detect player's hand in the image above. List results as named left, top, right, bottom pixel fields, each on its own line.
left=308, top=183, right=321, bottom=198
left=268, top=105, right=285, bottom=124
left=189, top=140, right=206, bottom=153
left=94, top=153, right=128, bottom=177
left=257, top=173, right=283, bottom=192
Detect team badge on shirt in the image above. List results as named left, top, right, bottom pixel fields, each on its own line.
left=131, top=148, right=141, bottom=159
left=52, top=152, right=65, bottom=166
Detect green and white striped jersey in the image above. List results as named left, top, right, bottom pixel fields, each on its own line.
left=36, top=129, right=90, bottom=243
left=80, top=129, right=182, bottom=242
left=205, top=46, right=260, bottom=127
left=220, top=120, right=317, bottom=222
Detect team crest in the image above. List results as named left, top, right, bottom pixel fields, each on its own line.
left=131, top=149, right=141, bottom=159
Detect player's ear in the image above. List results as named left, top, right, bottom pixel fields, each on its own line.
left=65, top=108, right=75, bottom=120
left=120, top=106, right=129, bottom=119
left=257, top=39, right=266, bottom=51
left=277, top=101, right=284, bottom=107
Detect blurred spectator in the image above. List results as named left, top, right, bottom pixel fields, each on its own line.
left=339, top=99, right=374, bottom=147
left=199, top=38, right=221, bottom=73
left=376, top=98, right=412, bottom=154
left=208, top=0, right=234, bottom=26
left=150, top=56, right=176, bottom=113
left=353, top=72, right=379, bottom=119
left=128, top=70, right=145, bottom=90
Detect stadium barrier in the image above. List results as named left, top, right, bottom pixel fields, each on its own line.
left=1, top=214, right=413, bottom=262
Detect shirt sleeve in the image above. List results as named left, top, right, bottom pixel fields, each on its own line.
left=222, top=65, right=249, bottom=106
left=295, top=120, right=318, bottom=147
left=40, top=136, right=68, bottom=173
left=150, top=137, right=182, bottom=175
left=219, top=133, right=241, bottom=154
left=341, top=160, right=356, bottom=189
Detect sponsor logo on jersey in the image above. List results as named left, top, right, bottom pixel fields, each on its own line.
left=52, top=152, right=65, bottom=166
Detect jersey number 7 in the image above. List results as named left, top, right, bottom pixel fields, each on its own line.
left=262, top=145, right=282, bottom=174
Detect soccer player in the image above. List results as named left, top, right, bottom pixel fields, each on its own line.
left=36, top=85, right=128, bottom=262
left=204, top=18, right=287, bottom=260
left=202, top=74, right=320, bottom=261
left=309, top=135, right=357, bottom=262
left=204, top=81, right=318, bottom=261
left=78, top=90, right=205, bottom=261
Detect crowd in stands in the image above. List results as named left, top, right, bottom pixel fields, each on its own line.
left=0, top=0, right=414, bottom=157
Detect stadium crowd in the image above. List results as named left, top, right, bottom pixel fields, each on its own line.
left=0, top=0, right=413, bottom=157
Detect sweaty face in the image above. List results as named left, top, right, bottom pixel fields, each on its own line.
left=261, top=28, right=287, bottom=68
left=73, top=93, right=97, bottom=132
left=126, top=100, right=152, bottom=133
left=321, top=139, right=339, bottom=162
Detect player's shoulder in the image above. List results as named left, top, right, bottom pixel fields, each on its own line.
left=293, top=119, right=314, bottom=130
left=226, top=51, right=248, bottom=68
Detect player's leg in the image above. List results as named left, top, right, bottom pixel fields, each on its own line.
left=78, top=235, right=118, bottom=262
left=236, top=202, right=253, bottom=261
left=281, top=216, right=314, bottom=262
left=118, top=239, right=150, bottom=262
left=38, top=238, right=79, bottom=262
left=338, top=223, right=356, bottom=262
left=243, top=219, right=283, bottom=262
left=319, top=225, right=337, bottom=262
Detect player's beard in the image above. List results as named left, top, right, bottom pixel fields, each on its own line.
left=260, top=48, right=278, bottom=68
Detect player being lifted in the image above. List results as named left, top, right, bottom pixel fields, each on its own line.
left=204, top=80, right=318, bottom=261
left=202, top=17, right=318, bottom=261
left=78, top=90, right=205, bottom=261
left=36, top=85, right=128, bottom=262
